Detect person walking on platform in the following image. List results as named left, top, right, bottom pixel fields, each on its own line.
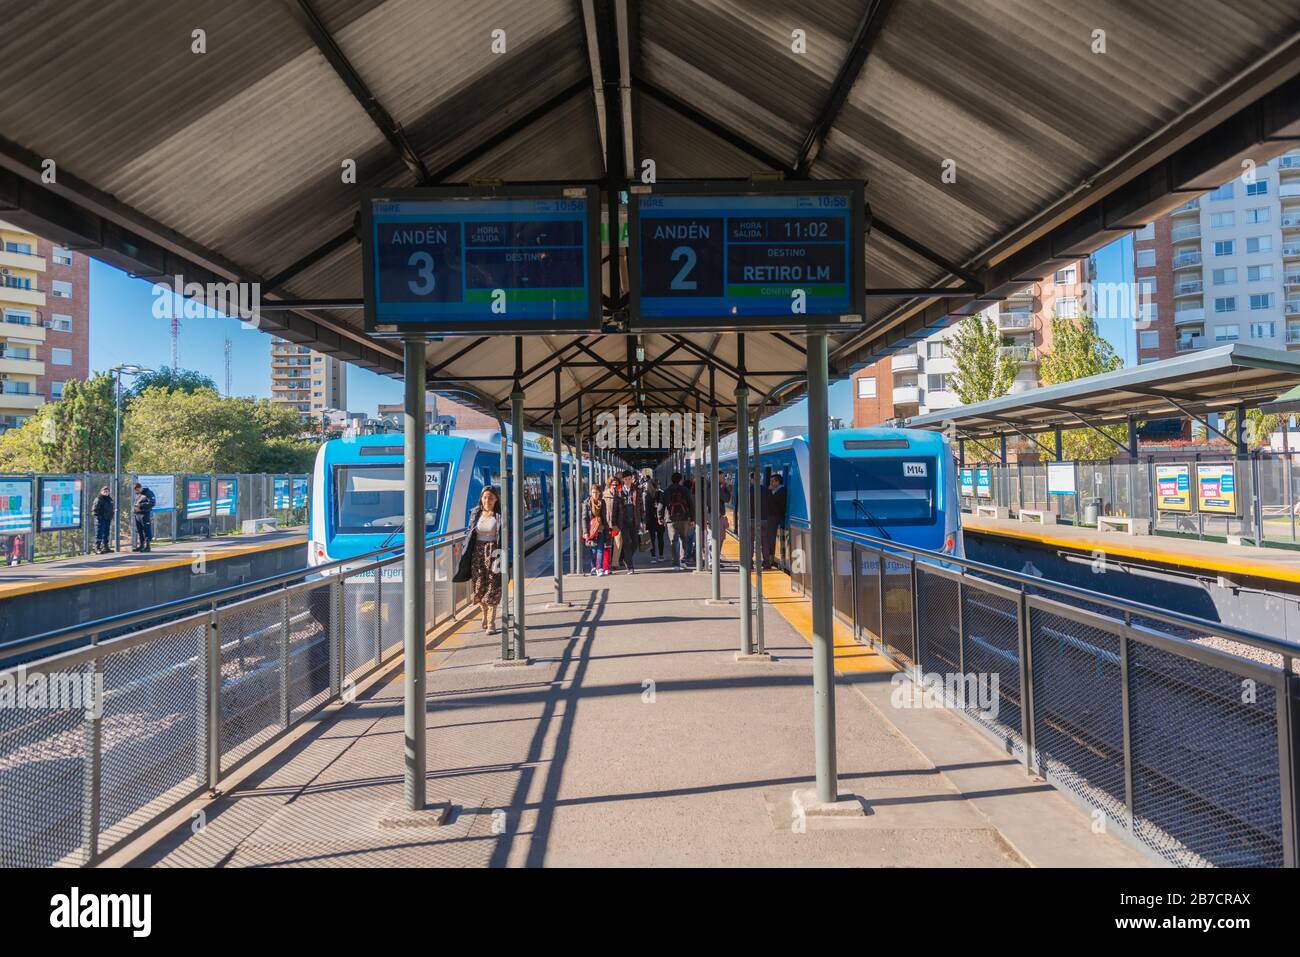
left=131, top=482, right=156, bottom=552
left=602, top=476, right=624, bottom=572
left=454, top=486, right=503, bottom=633
left=583, top=483, right=611, bottom=576
left=645, top=476, right=666, bottom=562
left=662, top=472, right=695, bottom=569
left=762, top=473, right=787, bottom=569
left=92, top=486, right=114, bottom=554
left=617, top=470, right=643, bottom=573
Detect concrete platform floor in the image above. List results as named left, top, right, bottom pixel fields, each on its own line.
left=109, top=543, right=1150, bottom=868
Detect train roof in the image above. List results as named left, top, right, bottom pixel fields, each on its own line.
left=718, top=426, right=947, bottom=462
left=319, top=430, right=584, bottom=463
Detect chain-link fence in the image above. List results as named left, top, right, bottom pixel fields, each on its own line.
left=791, top=520, right=1298, bottom=868
left=958, top=454, right=1300, bottom=544
left=0, top=528, right=467, bottom=867
left=0, top=472, right=310, bottom=563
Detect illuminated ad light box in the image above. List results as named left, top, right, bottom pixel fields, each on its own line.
left=362, top=185, right=602, bottom=336
left=628, top=181, right=865, bottom=332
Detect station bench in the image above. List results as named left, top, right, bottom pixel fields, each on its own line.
left=1096, top=515, right=1150, bottom=536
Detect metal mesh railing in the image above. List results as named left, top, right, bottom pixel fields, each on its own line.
left=801, top=521, right=1300, bottom=868
left=0, top=531, right=466, bottom=868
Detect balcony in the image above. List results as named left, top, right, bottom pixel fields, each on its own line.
left=1282, top=213, right=1300, bottom=230
left=0, top=356, right=44, bottom=376
left=0, top=318, right=44, bottom=342
left=1285, top=244, right=1300, bottom=260
left=1280, top=183, right=1300, bottom=198
left=997, top=312, right=1034, bottom=332
left=1286, top=300, right=1300, bottom=316
left=1174, top=307, right=1205, bottom=324
left=892, top=384, right=920, bottom=405
left=1285, top=273, right=1300, bottom=288
left=1173, top=280, right=1203, bottom=297
left=0, top=249, right=45, bottom=273
left=0, top=390, right=44, bottom=411
left=1176, top=336, right=1208, bottom=352
left=1172, top=197, right=1200, bottom=214
left=1280, top=155, right=1300, bottom=171
left=1170, top=223, right=1201, bottom=243
left=1172, top=251, right=1202, bottom=269
left=998, top=345, right=1038, bottom=364
left=1288, top=325, right=1300, bottom=343
left=891, top=352, right=919, bottom=372
left=0, top=283, right=44, bottom=308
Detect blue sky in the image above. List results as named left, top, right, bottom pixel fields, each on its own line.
left=91, top=232, right=1134, bottom=427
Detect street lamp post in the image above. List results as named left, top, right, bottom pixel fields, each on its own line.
left=110, top=364, right=150, bottom=552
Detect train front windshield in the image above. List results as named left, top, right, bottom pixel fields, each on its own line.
left=333, top=464, right=448, bottom=533
left=830, top=455, right=935, bottom=527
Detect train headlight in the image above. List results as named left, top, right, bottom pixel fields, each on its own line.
left=310, top=540, right=327, bottom=564
left=942, top=533, right=956, bottom=554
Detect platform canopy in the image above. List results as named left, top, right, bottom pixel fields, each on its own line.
left=1, top=0, right=1299, bottom=434
left=906, top=344, right=1300, bottom=440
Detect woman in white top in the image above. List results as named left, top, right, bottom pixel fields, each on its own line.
left=454, top=486, right=503, bottom=633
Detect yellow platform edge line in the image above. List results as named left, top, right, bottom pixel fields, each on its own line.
left=0, top=535, right=308, bottom=600
left=720, top=532, right=894, bottom=674
left=962, top=518, right=1300, bottom=585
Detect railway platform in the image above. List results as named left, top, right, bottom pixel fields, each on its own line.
left=104, top=547, right=1144, bottom=868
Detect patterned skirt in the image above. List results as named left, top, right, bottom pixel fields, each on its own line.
left=471, top=540, right=501, bottom=607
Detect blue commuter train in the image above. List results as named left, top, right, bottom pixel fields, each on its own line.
left=308, top=430, right=587, bottom=568
left=715, top=426, right=962, bottom=556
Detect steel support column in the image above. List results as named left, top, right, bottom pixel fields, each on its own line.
left=710, top=408, right=722, bottom=601
left=694, top=414, right=705, bottom=572
left=511, top=388, right=527, bottom=660
left=807, top=334, right=838, bottom=803
left=401, top=338, right=427, bottom=811
left=552, top=413, right=564, bottom=604
left=736, top=384, right=752, bottom=652
left=753, top=406, right=765, bottom=655
left=497, top=416, right=510, bottom=658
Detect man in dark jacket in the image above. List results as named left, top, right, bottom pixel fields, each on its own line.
left=662, top=472, right=695, bottom=569
left=617, top=470, right=643, bottom=573
left=132, top=483, right=156, bottom=552
left=762, top=473, right=787, bottom=568
left=91, top=486, right=114, bottom=554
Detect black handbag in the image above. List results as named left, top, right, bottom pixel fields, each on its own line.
left=452, top=537, right=475, bottom=583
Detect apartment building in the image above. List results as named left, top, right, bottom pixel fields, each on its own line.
left=851, top=258, right=1089, bottom=426
left=0, top=222, right=90, bottom=433
left=270, top=337, right=347, bottom=418
left=1137, top=148, right=1300, bottom=360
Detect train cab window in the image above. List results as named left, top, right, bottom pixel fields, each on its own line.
left=830, top=456, right=935, bottom=527
left=334, top=464, right=448, bottom=533
left=523, top=474, right=543, bottom=512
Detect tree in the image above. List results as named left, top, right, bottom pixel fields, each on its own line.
left=125, top=367, right=217, bottom=401
left=0, top=372, right=117, bottom=472
left=1223, top=407, right=1281, bottom=451
left=1039, top=313, right=1126, bottom=459
left=949, top=313, right=1018, bottom=405
left=122, top=388, right=318, bottom=473
left=535, top=434, right=552, bottom=453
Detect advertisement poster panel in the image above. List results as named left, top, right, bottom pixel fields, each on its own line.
left=274, top=477, right=291, bottom=510
left=975, top=468, right=992, bottom=498
left=216, top=479, right=237, bottom=517
left=0, top=477, right=34, bottom=533
left=185, top=477, right=212, bottom=519
left=39, top=476, right=83, bottom=530
left=1155, top=464, right=1192, bottom=512
left=135, top=475, right=175, bottom=513
left=1046, top=461, right=1077, bottom=496
left=291, top=477, right=309, bottom=509
left=959, top=468, right=974, bottom=496
left=1196, top=463, right=1237, bottom=514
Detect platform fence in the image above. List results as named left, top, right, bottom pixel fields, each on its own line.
left=959, top=453, right=1300, bottom=544
left=790, top=520, right=1299, bottom=869
left=0, top=472, right=310, bottom=563
left=0, top=527, right=468, bottom=868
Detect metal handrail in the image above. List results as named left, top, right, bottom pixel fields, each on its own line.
left=1, top=526, right=468, bottom=662
left=788, top=517, right=1298, bottom=663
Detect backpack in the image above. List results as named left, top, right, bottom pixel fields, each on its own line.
left=666, top=485, right=690, bottom=522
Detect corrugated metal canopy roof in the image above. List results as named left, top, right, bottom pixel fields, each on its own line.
left=0, top=0, right=1298, bottom=439
left=906, top=345, right=1300, bottom=438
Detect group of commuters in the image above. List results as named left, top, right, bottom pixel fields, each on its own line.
left=454, top=466, right=787, bottom=635
left=89, top=482, right=158, bottom=554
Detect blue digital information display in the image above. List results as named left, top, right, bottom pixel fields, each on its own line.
left=362, top=186, right=601, bottom=335
left=629, top=182, right=865, bottom=331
